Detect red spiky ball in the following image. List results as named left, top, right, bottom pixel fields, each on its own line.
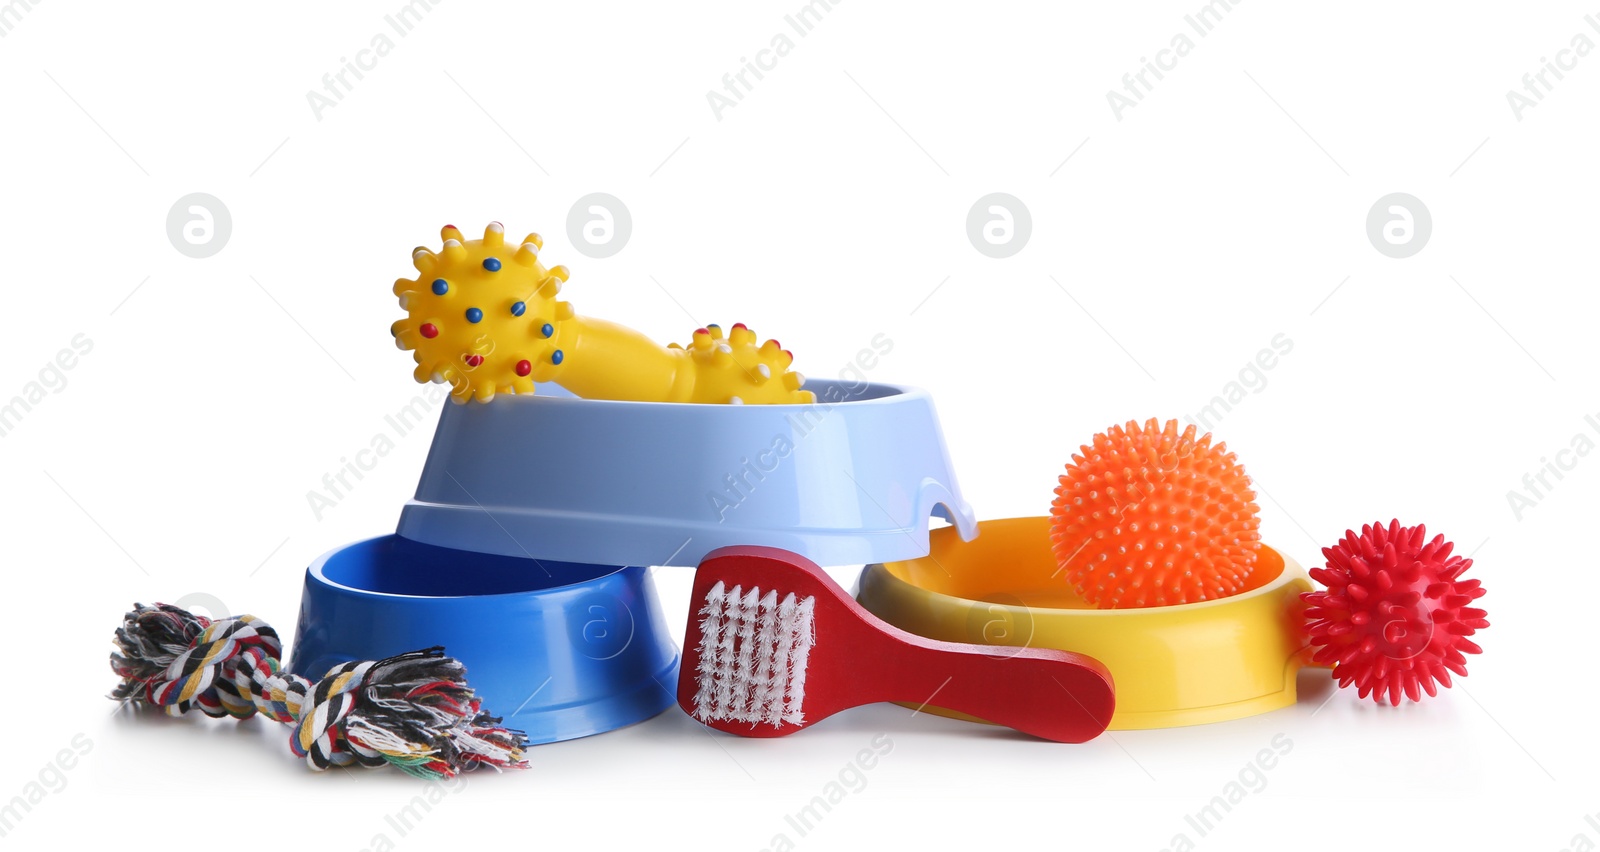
left=1303, top=520, right=1488, bottom=705
left=1050, top=418, right=1261, bottom=608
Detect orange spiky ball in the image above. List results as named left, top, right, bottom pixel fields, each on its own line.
left=1049, top=418, right=1261, bottom=609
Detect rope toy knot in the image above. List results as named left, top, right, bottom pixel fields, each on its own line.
left=110, top=603, right=529, bottom=778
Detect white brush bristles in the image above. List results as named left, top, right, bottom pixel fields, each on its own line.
left=693, top=581, right=816, bottom=727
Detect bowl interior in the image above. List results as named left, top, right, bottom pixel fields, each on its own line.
left=319, top=535, right=626, bottom=597
left=882, top=517, right=1284, bottom=610
left=530, top=378, right=910, bottom=406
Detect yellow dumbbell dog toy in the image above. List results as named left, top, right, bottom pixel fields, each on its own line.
left=392, top=223, right=813, bottom=405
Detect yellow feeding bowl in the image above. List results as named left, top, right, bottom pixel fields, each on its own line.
left=856, top=517, right=1315, bottom=730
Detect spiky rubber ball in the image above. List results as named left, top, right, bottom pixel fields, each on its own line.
left=1050, top=418, right=1261, bottom=609
left=1303, top=520, right=1488, bottom=705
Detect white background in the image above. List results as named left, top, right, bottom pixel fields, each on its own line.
left=0, top=1, right=1593, bottom=849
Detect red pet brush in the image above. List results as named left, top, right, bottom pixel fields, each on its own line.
left=1303, top=520, right=1489, bottom=705
left=678, top=547, right=1115, bottom=743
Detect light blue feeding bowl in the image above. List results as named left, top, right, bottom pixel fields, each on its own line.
left=396, top=379, right=977, bottom=568
left=288, top=535, right=679, bottom=744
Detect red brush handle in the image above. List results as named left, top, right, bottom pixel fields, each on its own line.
left=679, top=546, right=1115, bottom=743
left=868, top=619, right=1115, bottom=743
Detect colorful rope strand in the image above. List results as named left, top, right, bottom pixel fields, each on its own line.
left=110, top=603, right=529, bottom=778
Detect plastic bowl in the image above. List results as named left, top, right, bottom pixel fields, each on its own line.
left=856, top=517, right=1315, bottom=730
left=288, top=535, right=680, bottom=744
left=396, top=379, right=976, bottom=568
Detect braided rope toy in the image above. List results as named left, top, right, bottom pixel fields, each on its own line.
left=110, top=603, right=529, bottom=777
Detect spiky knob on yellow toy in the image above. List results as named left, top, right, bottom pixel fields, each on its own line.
left=391, top=223, right=813, bottom=405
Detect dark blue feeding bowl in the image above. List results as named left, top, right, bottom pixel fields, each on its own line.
left=288, top=535, right=679, bottom=744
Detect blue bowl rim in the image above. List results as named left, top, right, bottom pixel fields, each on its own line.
left=307, top=534, right=637, bottom=601
left=480, top=377, right=926, bottom=410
